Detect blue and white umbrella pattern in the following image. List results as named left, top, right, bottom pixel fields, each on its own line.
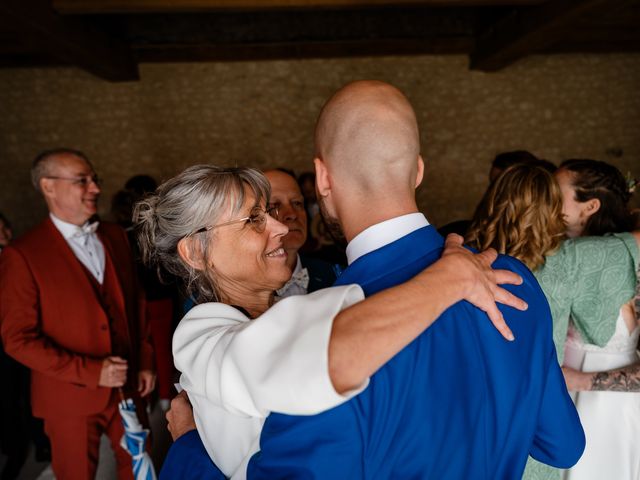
left=119, top=397, right=157, bottom=480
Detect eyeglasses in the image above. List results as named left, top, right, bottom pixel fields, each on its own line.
left=189, top=205, right=279, bottom=236
left=45, top=175, right=102, bottom=187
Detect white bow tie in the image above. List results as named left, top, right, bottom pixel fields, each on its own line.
left=276, top=267, right=309, bottom=297
left=73, top=221, right=99, bottom=243
left=290, top=267, right=309, bottom=289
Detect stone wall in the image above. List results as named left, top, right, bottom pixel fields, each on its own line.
left=1, top=53, right=638, bottom=235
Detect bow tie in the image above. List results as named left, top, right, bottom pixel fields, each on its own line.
left=276, top=267, right=310, bottom=297
left=290, top=267, right=309, bottom=289
left=73, top=221, right=99, bottom=243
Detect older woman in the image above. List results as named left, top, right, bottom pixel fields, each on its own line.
left=135, top=164, right=523, bottom=479
left=466, top=163, right=640, bottom=480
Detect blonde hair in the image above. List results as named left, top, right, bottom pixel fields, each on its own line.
left=466, top=164, right=566, bottom=270
left=134, top=165, right=270, bottom=303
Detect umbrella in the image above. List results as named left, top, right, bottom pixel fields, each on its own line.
left=119, top=396, right=157, bottom=480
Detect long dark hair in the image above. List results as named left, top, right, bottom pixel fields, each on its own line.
left=559, top=159, right=634, bottom=236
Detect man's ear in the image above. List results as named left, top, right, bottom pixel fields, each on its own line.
left=314, top=157, right=331, bottom=197
left=415, top=155, right=425, bottom=189
left=177, top=237, right=206, bottom=271
left=40, top=178, right=55, bottom=197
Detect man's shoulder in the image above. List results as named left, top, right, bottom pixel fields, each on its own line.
left=434, top=250, right=551, bottom=342
left=493, top=252, right=536, bottom=278
left=494, top=253, right=548, bottom=305
left=0, top=220, right=59, bottom=280
left=9, top=218, right=56, bottom=252
left=482, top=253, right=552, bottom=335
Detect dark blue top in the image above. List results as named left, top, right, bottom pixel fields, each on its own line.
left=300, top=254, right=338, bottom=293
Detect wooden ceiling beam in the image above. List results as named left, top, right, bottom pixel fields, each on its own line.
left=123, top=8, right=477, bottom=44
left=1, top=0, right=139, bottom=81
left=121, top=8, right=477, bottom=61
left=133, top=37, right=474, bottom=63
left=469, top=0, right=639, bottom=71
left=53, top=0, right=544, bottom=15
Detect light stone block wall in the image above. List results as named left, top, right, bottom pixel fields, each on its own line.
left=1, top=53, right=638, bottom=236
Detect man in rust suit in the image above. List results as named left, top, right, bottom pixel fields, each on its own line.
left=0, top=148, right=155, bottom=480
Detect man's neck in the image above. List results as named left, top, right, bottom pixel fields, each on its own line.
left=344, top=212, right=429, bottom=265
left=340, top=200, right=420, bottom=243
left=49, top=211, right=91, bottom=227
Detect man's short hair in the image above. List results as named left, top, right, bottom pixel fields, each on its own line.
left=267, top=167, right=297, bottom=182
left=31, top=148, right=91, bottom=192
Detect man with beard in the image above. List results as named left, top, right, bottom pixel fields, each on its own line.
left=247, top=81, right=584, bottom=478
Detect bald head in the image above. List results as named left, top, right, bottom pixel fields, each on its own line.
left=315, top=81, right=421, bottom=195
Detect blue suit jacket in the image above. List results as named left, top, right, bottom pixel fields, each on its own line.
left=247, top=226, right=584, bottom=479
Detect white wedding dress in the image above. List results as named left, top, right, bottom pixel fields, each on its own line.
left=563, top=310, right=640, bottom=480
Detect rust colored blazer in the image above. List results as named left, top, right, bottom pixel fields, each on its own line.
left=0, top=218, right=153, bottom=418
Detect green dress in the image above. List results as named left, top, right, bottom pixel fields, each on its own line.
left=522, top=233, right=639, bottom=480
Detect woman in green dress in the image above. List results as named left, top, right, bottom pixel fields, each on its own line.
left=466, top=163, right=640, bottom=480
left=555, top=159, right=639, bottom=480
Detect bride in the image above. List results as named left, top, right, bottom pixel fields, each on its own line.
left=555, top=159, right=639, bottom=480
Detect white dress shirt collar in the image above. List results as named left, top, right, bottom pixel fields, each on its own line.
left=345, top=213, right=430, bottom=265
left=50, top=213, right=85, bottom=239
left=50, top=213, right=105, bottom=284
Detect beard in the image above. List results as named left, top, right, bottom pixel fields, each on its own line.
left=317, top=195, right=347, bottom=247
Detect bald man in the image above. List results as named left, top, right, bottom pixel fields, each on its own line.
left=247, top=81, right=584, bottom=479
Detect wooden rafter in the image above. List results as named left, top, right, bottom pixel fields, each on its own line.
left=470, top=0, right=639, bottom=71
left=1, top=0, right=138, bottom=81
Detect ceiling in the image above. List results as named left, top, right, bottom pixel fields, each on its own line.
left=1, top=0, right=639, bottom=82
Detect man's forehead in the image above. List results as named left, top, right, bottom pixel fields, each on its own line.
left=265, top=171, right=302, bottom=196
left=52, top=154, right=93, bottom=174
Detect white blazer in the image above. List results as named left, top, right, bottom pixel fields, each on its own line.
left=173, top=285, right=368, bottom=479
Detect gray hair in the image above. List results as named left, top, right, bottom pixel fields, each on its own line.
left=31, top=148, right=92, bottom=192
left=133, top=164, right=271, bottom=303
